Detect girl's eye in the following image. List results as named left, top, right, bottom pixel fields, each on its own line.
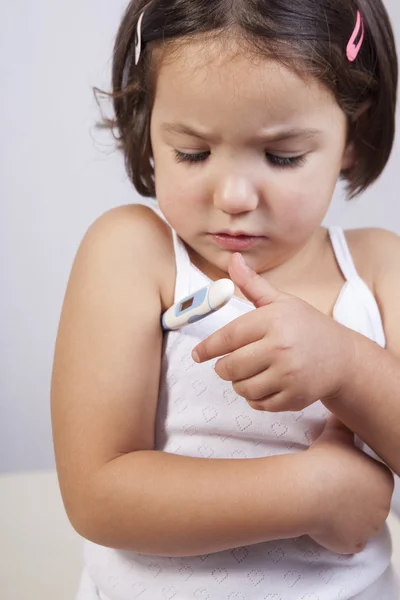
left=174, top=150, right=210, bottom=164
left=266, top=153, right=307, bottom=168
left=173, top=149, right=307, bottom=168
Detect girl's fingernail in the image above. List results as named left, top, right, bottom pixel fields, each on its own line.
left=192, top=350, right=200, bottom=363
left=236, top=253, right=250, bottom=272
left=236, top=253, right=246, bottom=267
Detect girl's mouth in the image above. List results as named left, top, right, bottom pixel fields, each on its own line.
left=211, top=232, right=265, bottom=251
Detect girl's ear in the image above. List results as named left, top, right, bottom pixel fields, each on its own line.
left=341, top=101, right=371, bottom=170
left=341, top=141, right=356, bottom=170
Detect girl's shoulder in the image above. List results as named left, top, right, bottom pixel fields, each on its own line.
left=344, top=227, right=400, bottom=283
left=345, top=227, right=400, bottom=284
left=82, top=203, right=176, bottom=311
left=345, top=227, right=400, bottom=357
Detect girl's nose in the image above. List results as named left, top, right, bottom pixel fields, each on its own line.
left=213, top=174, right=259, bottom=214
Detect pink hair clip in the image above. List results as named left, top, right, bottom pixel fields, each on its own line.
left=135, top=9, right=146, bottom=66
left=346, top=10, right=365, bottom=62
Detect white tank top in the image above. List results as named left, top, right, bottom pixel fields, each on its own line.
left=77, top=216, right=399, bottom=600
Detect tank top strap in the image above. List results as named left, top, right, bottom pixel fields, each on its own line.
left=328, top=226, right=360, bottom=283
left=144, top=201, right=192, bottom=302
left=329, top=225, right=386, bottom=348
left=170, top=231, right=193, bottom=302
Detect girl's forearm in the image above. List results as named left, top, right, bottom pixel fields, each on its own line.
left=324, top=332, right=400, bottom=476
left=70, top=450, right=313, bottom=556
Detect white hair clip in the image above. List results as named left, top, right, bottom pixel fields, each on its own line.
left=135, top=9, right=146, bottom=66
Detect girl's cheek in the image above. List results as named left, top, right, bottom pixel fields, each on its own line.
left=273, top=188, right=325, bottom=233
left=158, top=183, right=205, bottom=220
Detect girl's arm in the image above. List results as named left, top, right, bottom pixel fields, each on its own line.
left=51, top=207, right=391, bottom=557
left=51, top=205, right=311, bottom=554
left=323, top=229, right=400, bottom=477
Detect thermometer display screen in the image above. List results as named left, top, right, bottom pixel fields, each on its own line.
left=180, top=297, right=194, bottom=311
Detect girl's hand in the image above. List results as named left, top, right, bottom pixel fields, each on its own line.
left=193, top=253, right=354, bottom=412
left=304, top=416, right=394, bottom=554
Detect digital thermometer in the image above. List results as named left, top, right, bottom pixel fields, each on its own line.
left=161, top=279, right=235, bottom=331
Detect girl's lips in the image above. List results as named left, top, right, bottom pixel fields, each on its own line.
left=211, top=233, right=265, bottom=251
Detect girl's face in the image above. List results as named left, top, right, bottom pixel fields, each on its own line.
left=150, top=37, right=353, bottom=279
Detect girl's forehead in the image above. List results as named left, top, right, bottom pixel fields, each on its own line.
left=152, top=37, right=341, bottom=128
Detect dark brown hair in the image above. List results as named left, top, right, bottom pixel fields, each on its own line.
left=98, top=0, right=398, bottom=198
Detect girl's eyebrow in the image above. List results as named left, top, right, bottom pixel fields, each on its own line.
left=161, top=123, right=321, bottom=143
left=161, top=123, right=218, bottom=141
left=257, top=127, right=322, bottom=142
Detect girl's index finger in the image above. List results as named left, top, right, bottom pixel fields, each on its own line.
left=192, top=313, right=264, bottom=363
left=192, top=328, right=233, bottom=363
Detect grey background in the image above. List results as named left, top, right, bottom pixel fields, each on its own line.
left=1, top=1, right=399, bottom=474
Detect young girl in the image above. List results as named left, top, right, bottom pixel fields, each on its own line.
left=51, top=1, right=400, bottom=598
